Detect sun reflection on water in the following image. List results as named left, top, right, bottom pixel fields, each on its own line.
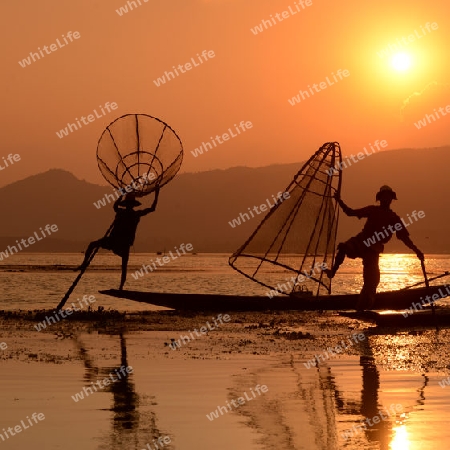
left=390, top=423, right=410, bottom=450
left=379, top=254, right=422, bottom=292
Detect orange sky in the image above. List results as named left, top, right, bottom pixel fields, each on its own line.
left=1, top=0, right=449, bottom=188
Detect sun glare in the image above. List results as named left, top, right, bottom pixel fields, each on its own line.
left=391, top=53, right=412, bottom=71
left=390, top=424, right=410, bottom=450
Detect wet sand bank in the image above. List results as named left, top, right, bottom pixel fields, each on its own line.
left=2, top=310, right=450, bottom=449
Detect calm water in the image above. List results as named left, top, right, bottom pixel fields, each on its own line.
left=1, top=331, right=450, bottom=450
left=2, top=253, right=450, bottom=450
left=0, top=253, right=449, bottom=311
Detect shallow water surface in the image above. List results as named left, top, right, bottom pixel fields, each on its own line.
left=1, top=330, right=450, bottom=450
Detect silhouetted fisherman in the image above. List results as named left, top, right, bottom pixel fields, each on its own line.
left=326, top=185, right=424, bottom=310
left=78, top=187, right=160, bottom=289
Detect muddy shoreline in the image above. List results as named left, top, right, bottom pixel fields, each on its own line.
left=2, top=309, right=450, bottom=374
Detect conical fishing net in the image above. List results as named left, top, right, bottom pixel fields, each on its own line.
left=97, top=114, right=183, bottom=196
left=229, top=142, right=342, bottom=296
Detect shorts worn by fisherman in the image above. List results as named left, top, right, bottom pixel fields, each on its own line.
left=326, top=186, right=424, bottom=311
left=78, top=189, right=160, bottom=290
left=337, top=233, right=384, bottom=311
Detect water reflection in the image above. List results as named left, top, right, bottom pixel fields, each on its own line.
left=358, top=338, right=395, bottom=448
left=332, top=330, right=435, bottom=449
left=378, top=254, right=422, bottom=292
left=390, top=423, right=410, bottom=450
left=75, top=331, right=164, bottom=450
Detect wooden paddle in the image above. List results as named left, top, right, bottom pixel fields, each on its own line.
left=56, top=221, right=114, bottom=311
left=421, top=259, right=437, bottom=329
left=401, top=270, right=450, bottom=290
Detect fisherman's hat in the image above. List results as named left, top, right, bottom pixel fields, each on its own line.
left=376, top=185, right=397, bottom=201
left=120, top=192, right=141, bottom=207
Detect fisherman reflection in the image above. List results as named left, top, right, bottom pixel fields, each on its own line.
left=325, top=186, right=424, bottom=310
left=353, top=333, right=395, bottom=448
left=75, top=333, right=165, bottom=450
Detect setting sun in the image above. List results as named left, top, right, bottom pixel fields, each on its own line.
left=391, top=53, right=412, bottom=71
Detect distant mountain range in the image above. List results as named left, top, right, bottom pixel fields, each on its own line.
left=0, top=145, right=449, bottom=254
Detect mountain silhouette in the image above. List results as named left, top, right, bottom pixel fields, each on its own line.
left=0, top=145, right=448, bottom=253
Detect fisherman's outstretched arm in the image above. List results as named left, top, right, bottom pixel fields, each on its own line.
left=398, top=234, right=424, bottom=260
left=113, top=196, right=123, bottom=212
left=334, top=194, right=363, bottom=217
left=139, top=186, right=160, bottom=216
left=337, top=198, right=358, bottom=216
left=333, top=193, right=372, bottom=218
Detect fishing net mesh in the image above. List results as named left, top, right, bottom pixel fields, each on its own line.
left=97, top=114, right=183, bottom=196
left=229, top=142, right=342, bottom=296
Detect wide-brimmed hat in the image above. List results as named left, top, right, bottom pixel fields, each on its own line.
left=376, top=185, right=397, bottom=201
left=119, top=193, right=141, bottom=207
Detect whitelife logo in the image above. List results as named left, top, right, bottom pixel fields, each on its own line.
left=288, top=69, right=350, bottom=106
left=131, top=243, right=193, bottom=280
left=93, top=172, right=156, bottom=209
left=116, top=0, right=149, bottom=16
left=266, top=262, right=327, bottom=298
left=414, top=104, right=450, bottom=129
left=206, top=385, right=268, bottom=421
left=228, top=191, right=290, bottom=228
left=169, top=314, right=231, bottom=350
left=190, top=121, right=253, bottom=158
left=0, top=153, right=21, bottom=171
left=0, top=224, right=58, bottom=261
left=362, top=210, right=425, bottom=248
left=34, top=295, right=96, bottom=331
left=250, top=0, right=313, bottom=35
left=326, top=140, right=388, bottom=176
left=55, top=102, right=118, bottom=139
left=341, top=404, right=403, bottom=440
left=71, top=366, right=133, bottom=402
left=153, top=50, right=215, bottom=87
left=0, top=413, right=45, bottom=442
left=18, top=31, right=81, bottom=68
left=376, top=22, right=439, bottom=59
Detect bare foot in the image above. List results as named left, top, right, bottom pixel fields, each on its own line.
left=324, top=269, right=335, bottom=279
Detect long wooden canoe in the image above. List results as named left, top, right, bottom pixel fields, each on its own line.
left=100, top=284, right=450, bottom=311
left=340, top=308, right=450, bottom=327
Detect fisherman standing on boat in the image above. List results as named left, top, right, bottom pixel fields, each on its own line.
left=77, top=187, right=160, bottom=290
left=325, top=185, right=424, bottom=311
